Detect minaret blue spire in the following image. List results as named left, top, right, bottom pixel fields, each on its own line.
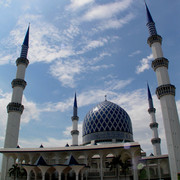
left=144, top=2, right=157, bottom=36
left=73, top=92, right=77, bottom=117
left=20, top=24, right=30, bottom=58
left=74, top=92, right=77, bottom=108
left=147, top=83, right=154, bottom=109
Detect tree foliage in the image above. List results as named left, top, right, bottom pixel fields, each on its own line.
left=109, top=155, right=132, bottom=177
left=8, top=164, right=26, bottom=180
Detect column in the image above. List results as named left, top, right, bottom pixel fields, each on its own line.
left=132, top=153, right=138, bottom=180
left=100, top=154, right=103, bottom=180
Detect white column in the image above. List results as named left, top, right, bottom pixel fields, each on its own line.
left=75, top=173, right=79, bottom=180
left=132, top=153, right=138, bottom=180
left=38, top=166, right=49, bottom=180
left=65, top=173, right=67, bottom=180
left=71, top=166, right=84, bottom=180
left=147, top=162, right=150, bottom=180
left=100, top=154, right=103, bottom=180
left=54, top=166, right=67, bottom=180
left=23, top=166, right=34, bottom=180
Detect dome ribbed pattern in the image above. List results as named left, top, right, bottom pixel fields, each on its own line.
left=82, top=100, right=133, bottom=144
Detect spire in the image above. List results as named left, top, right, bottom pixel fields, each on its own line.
left=20, top=24, right=30, bottom=59
left=147, top=83, right=154, bottom=109
left=74, top=92, right=77, bottom=108
left=23, top=24, right=30, bottom=46
left=144, top=2, right=157, bottom=36
left=145, top=2, right=154, bottom=24
left=73, top=92, right=78, bottom=117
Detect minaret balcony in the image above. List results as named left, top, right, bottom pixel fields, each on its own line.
left=151, top=138, right=161, bottom=144
left=156, top=84, right=176, bottom=99
left=149, top=122, right=158, bottom=129
left=11, top=79, right=27, bottom=89
left=7, top=102, right=24, bottom=114
left=148, top=107, right=156, bottom=113
left=16, top=57, right=29, bottom=67
left=71, top=116, right=79, bottom=121
left=147, top=34, right=162, bottom=47
left=71, top=130, right=79, bottom=135
left=152, top=57, right=169, bottom=71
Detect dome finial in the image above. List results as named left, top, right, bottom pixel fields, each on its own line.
left=105, top=95, right=107, bottom=101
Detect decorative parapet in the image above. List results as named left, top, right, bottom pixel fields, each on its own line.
left=71, top=130, right=79, bottom=135
left=11, top=79, right=27, bottom=89
left=152, top=57, right=169, bottom=71
left=150, top=122, right=158, bottom=129
left=16, top=57, right=29, bottom=67
left=7, top=102, right=24, bottom=114
left=148, top=107, right=156, bottom=113
left=71, top=116, right=79, bottom=121
left=151, top=137, right=161, bottom=144
left=147, top=34, right=162, bottom=47
left=156, top=84, right=175, bottom=99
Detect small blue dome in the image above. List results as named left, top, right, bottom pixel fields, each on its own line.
left=82, top=100, right=133, bottom=145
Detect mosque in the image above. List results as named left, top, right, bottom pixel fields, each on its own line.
left=0, top=3, right=180, bottom=180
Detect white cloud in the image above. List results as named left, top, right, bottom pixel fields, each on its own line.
left=136, top=54, right=153, bottom=74
left=129, top=50, right=141, bottom=57
left=50, top=59, right=84, bottom=88
left=83, top=0, right=132, bottom=21
left=105, top=78, right=133, bottom=90
left=63, top=24, right=80, bottom=39
left=78, top=38, right=108, bottom=54
left=97, top=13, right=134, bottom=31
left=0, top=0, right=11, bottom=7
left=89, top=64, right=114, bottom=71
left=22, top=97, right=40, bottom=123
left=86, top=39, right=107, bottom=50
left=0, top=54, right=14, bottom=65
left=67, top=0, right=94, bottom=10
left=0, top=90, right=11, bottom=129
left=89, top=52, right=111, bottom=65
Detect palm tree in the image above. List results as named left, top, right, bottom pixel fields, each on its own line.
left=8, top=164, right=26, bottom=180
left=109, top=155, right=123, bottom=180
left=121, top=159, right=132, bottom=179
left=109, top=155, right=132, bottom=180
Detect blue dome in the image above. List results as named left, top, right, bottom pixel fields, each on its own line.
left=82, top=100, right=133, bottom=145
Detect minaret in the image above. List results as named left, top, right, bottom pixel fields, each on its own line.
left=71, top=93, right=79, bottom=146
left=147, top=84, right=161, bottom=156
left=1, top=25, right=30, bottom=180
left=145, top=3, right=180, bottom=179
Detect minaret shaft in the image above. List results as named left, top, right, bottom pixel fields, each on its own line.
left=146, top=3, right=180, bottom=179
left=71, top=93, right=79, bottom=146
left=1, top=26, right=29, bottom=180
left=148, top=84, right=161, bottom=156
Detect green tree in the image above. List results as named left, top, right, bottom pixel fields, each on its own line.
left=8, top=164, right=26, bottom=180
left=109, top=155, right=132, bottom=180
left=121, top=159, right=132, bottom=179
left=109, top=155, right=123, bottom=180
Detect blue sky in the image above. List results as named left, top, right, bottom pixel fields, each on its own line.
left=0, top=0, right=180, bottom=166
